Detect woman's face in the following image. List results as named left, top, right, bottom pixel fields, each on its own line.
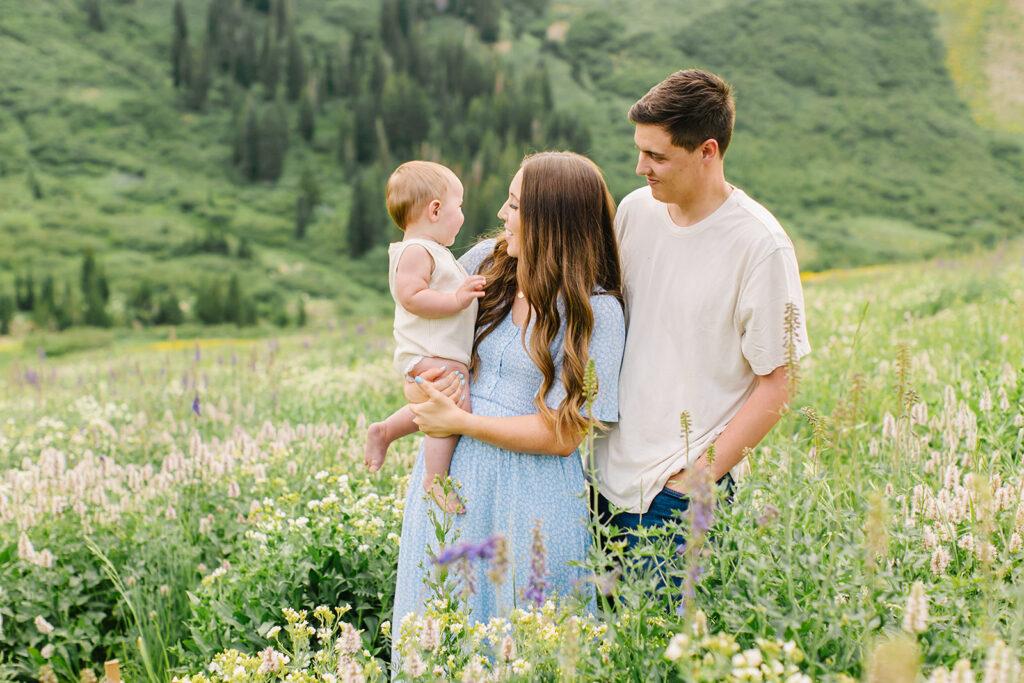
left=497, top=169, right=524, bottom=258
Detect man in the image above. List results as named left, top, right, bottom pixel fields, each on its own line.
left=594, top=69, right=811, bottom=544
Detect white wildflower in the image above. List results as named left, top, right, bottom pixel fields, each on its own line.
left=418, top=617, right=440, bottom=652
left=958, top=533, right=975, bottom=553
left=35, top=615, right=55, bottom=635
left=951, top=659, right=974, bottom=683
left=499, top=634, right=517, bottom=662
left=902, top=581, right=929, bottom=634
left=1009, top=533, right=1022, bottom=554
left=40, top=644, right=54, bottom=659
left=665, top=633, right=689, bottom=661
left=931, top=546, right=951, bottom=574
left=928, top=666, right=950, bottom=683
left=403, top=650, right=426, bottom=678
left=335, top=623, right=362, bottom=655
left=256, top=646, right=289, bottom=674
left=227, top=481, right=240, bottom=498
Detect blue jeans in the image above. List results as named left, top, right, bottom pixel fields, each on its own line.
left=594, top=474, right=735, bottom=589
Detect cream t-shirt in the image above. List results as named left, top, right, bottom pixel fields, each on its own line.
left=388, top=237, right=477, bottom=376
left=593, top=186, right=811, bottom=513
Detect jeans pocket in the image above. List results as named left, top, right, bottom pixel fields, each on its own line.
left=660, top=486, right=689, bottom=501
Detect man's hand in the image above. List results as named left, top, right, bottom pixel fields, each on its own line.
left=662, top=365, right=791, bottom=496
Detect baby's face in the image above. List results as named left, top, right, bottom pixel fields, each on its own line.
left=434, top=177, right=465, bottom=247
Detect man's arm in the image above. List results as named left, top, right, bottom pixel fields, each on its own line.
left=665, top=365, right=790, bottom=493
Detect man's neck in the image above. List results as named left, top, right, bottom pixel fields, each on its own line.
left=666, top=178, right=734, bottom=228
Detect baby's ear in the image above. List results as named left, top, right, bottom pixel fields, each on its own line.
left=428, top=199, right=442, bottom=219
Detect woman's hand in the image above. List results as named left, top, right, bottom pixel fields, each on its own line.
left=409, top=380, right=467, bottom=438
left=404, top=367, right=466, bottom=407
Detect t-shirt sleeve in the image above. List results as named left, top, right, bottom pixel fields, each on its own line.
left=544, top=294, right=625, bottom=422
left=457, top=238, right=496, bottom=275
left=736, top=246, right=811, bottom=376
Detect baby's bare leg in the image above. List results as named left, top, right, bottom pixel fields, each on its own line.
left=412, top=358, right=471, bottom=514
left=364, top=357, right=467, bottom=478
left=364, top=405, right=417, bottom=473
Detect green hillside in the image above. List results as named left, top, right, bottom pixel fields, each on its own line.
left=1, top=0, right=1023, bottom=336
left=927, top=0, right=1024, bottom=133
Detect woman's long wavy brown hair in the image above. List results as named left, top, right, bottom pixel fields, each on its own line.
left=471, top=152, right=623, bottom=444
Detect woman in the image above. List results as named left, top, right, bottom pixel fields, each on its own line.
left=391, top=151, right=625, bottom=638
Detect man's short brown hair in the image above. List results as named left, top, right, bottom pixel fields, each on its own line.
left=628, top=69, right=735, bottom=155
left=385, top=161, right=455, bottom=230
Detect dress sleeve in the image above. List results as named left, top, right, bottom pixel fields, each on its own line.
left=544, top=294, right=625, bottom=423
left=457, top=238, right=496, bottom=275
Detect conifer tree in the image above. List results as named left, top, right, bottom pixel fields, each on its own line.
left=129, top=280, right=155, bottom=325
left=236, top=97, right=261, bottom=180
left=381, top=72, right=430, bottom=157
left=346, top=175, right=374, bottom=258
left=473, top=0, right=500, bottom=42
left=15, top=273, right=32, bottom=312
left=225, top=274, right=244, bottom=325
left=295, top=163, right=320, bottom=239
left=353, top=96, right=378, bottom=164
left=236, top=236, right=253, bottom=259
left=55, top=281, right=74, bottom=331
left=83, top=282, right=110, bottom=327
left=80, top=248, right=97, bottom=299
left=0, top=291, right=14, bottom=335
left=256, top=100, right=289, bottom=181
left=185, top=46, right=213, bottom=110
left=259, top=22, right=280, bottom=99
left=172, top=0, right=189, bottom=87
left=234, top=25, right=259, bottom=88
left=336, top=108, right=354, bottom=168
left=85, top=0, right=105, bottom=31
left=273, top=0, right=289, bottom=39
left=156, top=292, right=184, bottom=325
left=285, top=28, right=307, bottom=102
left=34, top=275, right=57, bottom=329
left=195, top=280, right=225, bottom=324
left=298, top=88, right=315, bottom=142
left=26, top=165, right=42, bottom=200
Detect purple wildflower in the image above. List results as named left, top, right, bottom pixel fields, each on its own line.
left=25, top=369, right=40, bottom=388
left=521, top=520, right=550, bottom=607
left=194, top=342, right=201, bottom=363
left=192, top=394, right=201, bottom=416
left=37, top=347, right=46, bottom=360
left=432, top=536, right=500, bottom=567
left=453, top=556, right=477, bottom=599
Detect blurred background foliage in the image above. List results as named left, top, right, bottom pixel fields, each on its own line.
left=0, top=0, right=1022, bottom=336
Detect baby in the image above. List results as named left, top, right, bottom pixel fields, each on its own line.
left=364, top=161, right=484, bottom=514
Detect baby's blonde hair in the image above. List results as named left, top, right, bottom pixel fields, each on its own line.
left=385, top=161, right=455, bottom=230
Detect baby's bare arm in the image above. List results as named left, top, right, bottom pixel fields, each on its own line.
left=395, top=246, right=483, bottom=318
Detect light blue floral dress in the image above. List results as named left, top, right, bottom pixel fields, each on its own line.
left=391, top=239, right=625, bottom=633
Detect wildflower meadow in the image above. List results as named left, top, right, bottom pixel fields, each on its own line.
left=2, top=246, right=1024, bottom=682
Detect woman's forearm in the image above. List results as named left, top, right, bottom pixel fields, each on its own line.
left=455, top=411, right=582, bottom=457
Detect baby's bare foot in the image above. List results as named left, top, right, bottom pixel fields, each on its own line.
left=364, top=422, right=389, bottom=473
left=425, top=477, right=464, bottom=515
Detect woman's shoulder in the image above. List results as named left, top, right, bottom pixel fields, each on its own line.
left=588, top=291, right=625, bottom=328
left=457, top=238, right=496, bottom=274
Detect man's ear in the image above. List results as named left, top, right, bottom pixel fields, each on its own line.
left=701, top=139, right=720, bottom=161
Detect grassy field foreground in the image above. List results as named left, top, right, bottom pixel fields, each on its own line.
left=1, top=245, right=1024, bottom=681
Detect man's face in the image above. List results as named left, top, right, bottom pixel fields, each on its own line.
left=633, top=123, right=703, bottom=206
